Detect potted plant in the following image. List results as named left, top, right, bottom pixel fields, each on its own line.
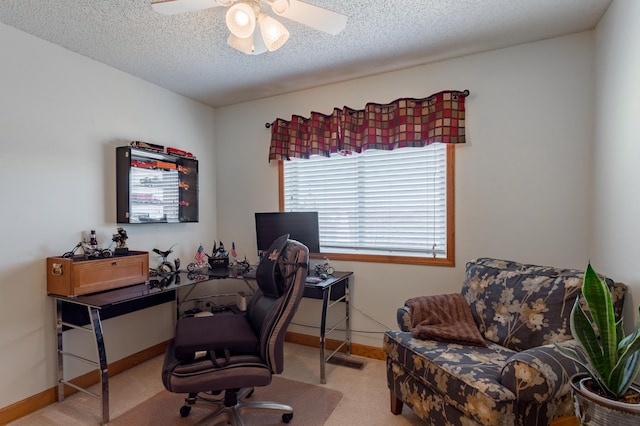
left=555, top=263, right=640, bottom=424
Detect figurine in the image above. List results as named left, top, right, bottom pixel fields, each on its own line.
left=236, top=256, right=251, bottom=273
left=62, top=241, right=112, bottom=259
left=207, top=241, right=229, bottom=269
left=151, top=244, right=180, bottom=276
left=187, top=244, right=208, bottom=272
left=211, top=241, right=228, bottom=258
left=112, top=227, right=129, bottom=255
left=314, top=257, right=335, bottom=277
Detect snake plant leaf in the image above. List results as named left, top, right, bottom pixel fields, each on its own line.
left=571, top=297, right=607, bottom=380
left=610, top=351, right=640, bottom=396
left=554, top=342, right=599, bottom=380
left=609, top=306, right=640, bottom=396
left=581, top=263, right=617, bottom=373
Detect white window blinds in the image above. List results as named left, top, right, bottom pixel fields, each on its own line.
left=283, top=143, right=448, bottom=258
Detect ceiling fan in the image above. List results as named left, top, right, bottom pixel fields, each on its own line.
left=151, top=0, right=347, bottom=55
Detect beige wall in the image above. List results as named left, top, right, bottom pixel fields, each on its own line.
left=214, top=32, right=596, bottom=348
left=0, top=23, right=218, bottom=408
left=593, top=0, right=640, bottom=327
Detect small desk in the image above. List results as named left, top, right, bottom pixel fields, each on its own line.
left=302, top=271, right=353, bottom=384
left=51, top=269, right=353, bottom=423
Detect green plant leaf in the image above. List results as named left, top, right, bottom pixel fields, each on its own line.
left=608, top=352, right=638, bottom=397
left=554, top=342, right=599, bottom=379
left=581, top=264, right=617, bottom=374
left=571, top=297, right=606, bottom=379
left=609, top=306, right=640, bottom=396
left=616, top=318, right=625, bottom=347
left=618, top=305, right=640, bottom=351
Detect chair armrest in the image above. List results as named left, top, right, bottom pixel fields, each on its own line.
left=499, top=341, right=586, bottom=403
left=397, top=306, right=411, bottom=331
left=397, top=295, right=453, bottom=331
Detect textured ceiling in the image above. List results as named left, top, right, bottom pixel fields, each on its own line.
left=0, top=0, right=612, bottom=107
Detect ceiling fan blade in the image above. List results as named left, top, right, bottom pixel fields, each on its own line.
left=280, top=0, right=347, bottom=35
left=151, top=0, right=222, bottom=15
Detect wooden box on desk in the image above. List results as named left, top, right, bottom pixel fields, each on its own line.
left=47, top=251, right=149, bottom=297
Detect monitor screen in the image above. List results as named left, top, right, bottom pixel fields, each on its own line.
left=255, top=212, right=320, bottom=255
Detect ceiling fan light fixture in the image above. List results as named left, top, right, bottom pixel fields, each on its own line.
left=265, top=0, right=290, bottom=15
left=228, top=31, right=267, bottom=55
left=227, top=33, right=254, bottom=54
left=258, top=14, right=289, bottom=52
left=225, top=2, right=256, bottom=39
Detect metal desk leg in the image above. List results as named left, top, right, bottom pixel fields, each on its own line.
left=345, top=277, right=351, bottom=356
left=56, top=302, right=110, bottom=424
left=56, top=300, right=64, bottom=402
left=319, top=285, right=330, bottom=384
left=88, top=306, right=109, bottom=424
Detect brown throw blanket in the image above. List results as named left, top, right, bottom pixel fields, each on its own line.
left=405, top=293, right=486, bottom=347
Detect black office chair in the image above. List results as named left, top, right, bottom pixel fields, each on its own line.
left=162, top=235, right=308, bottom=425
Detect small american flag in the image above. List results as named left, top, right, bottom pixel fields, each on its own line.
left=230, top=242, right=237, bottom=258
left=194, top=244, right=206, bottom=262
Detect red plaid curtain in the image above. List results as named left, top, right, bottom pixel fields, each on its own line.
left=268, top=90, right=468, bottom=161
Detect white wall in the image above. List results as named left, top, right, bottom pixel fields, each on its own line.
left=593, top=0, right=640, bottom=326
left=215, top=32, right=596, bottom=348
left=0, top=23, right=218, bottom=408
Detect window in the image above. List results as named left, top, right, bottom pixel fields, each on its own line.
left=279, top=143, right=454, bottom=266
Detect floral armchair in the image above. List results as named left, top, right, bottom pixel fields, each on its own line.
left=383, top=258, right=627, bottom=425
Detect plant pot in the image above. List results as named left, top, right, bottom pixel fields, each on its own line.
left=570, top=374, right=640, bottom=425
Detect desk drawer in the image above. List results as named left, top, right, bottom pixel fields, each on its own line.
left=303, top=281, right=346, bottom=301
left=47, top=251, right=149, bottom=297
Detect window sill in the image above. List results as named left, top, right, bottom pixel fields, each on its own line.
left=310, top=251, right=454, bottom=266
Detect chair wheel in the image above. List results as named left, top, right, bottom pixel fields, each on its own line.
left=180, top=405, right=191, bottom=417
left=282, top=413, right=293, bottom=423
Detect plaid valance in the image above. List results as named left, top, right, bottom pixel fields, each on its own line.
left=268, top=89, right=468, bottom=161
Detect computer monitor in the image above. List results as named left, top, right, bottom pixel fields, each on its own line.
left=255, top=211, right=320, bottom=257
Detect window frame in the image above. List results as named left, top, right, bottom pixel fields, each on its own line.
left=278, top=144, right=455, bottom=266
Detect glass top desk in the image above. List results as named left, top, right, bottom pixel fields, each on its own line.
left=50, top=268, right=353, bottom=424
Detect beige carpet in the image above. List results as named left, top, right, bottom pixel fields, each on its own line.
left=108, top=376, right=342, bottom=425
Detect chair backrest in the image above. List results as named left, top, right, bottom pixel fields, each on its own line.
left=246, top=236, right=308, bottom=373
left=461, top=258, right=627, bottom=352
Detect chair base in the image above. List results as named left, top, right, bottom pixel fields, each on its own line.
left=181, top=388, right=294, bottom=426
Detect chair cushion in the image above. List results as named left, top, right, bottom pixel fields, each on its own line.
left=461, top=258, right=625, bottom=352
left=174, top=314, right=258, bottom=360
